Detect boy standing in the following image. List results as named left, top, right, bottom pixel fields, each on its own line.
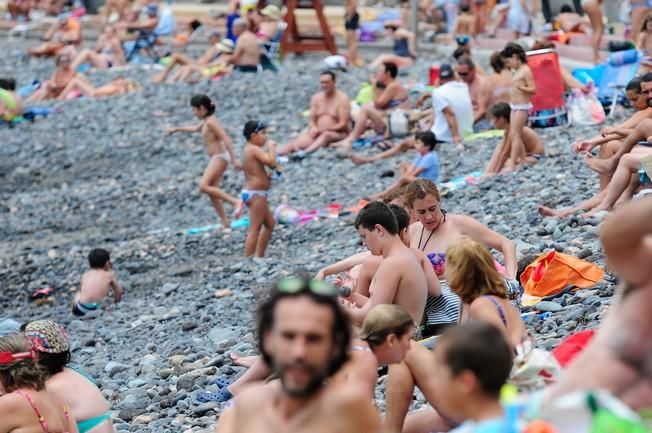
left=72, top=249, right=123, bottom=316
left=241, top=120, right=276, bottom=257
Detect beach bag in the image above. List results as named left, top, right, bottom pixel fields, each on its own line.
left=520, top=251, right=604, bottom=297
left=510, top=338, right=561, bottom=392
left=568, top=90, right=605, bottom=126
left=387, top=109, right=410, bottom=138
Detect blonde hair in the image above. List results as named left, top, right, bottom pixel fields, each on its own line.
left=404, top=179, right=441, bottom=209
left=446, top=237, right=507, bottom=305
left=360, top=304, right=413, bottom=347
left=0, top=334, right=46, bottom=393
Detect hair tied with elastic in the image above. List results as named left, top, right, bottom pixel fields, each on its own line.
left=0, top=350, right=34, bottom=364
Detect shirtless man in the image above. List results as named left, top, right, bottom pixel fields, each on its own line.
left=278, top=71, right=351, bottom=157
left=334, top=62, right=409, bottom=154
left=456, top=56, right=492, bottom=129
left=216, top=277, right=380, bottom=433
left=344, top=201, right=428, bottom=326
left=229, top=18, right=261, bottom=73
left=545, top=198, right=652, bottom=411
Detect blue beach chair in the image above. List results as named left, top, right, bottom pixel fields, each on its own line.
left=573, top=49, right=641, bottom=117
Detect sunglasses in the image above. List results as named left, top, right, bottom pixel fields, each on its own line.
left=0, top=351, right=33, bottom=364
left=457, top=71, right=470, bottom=76
left=276, top=277, right=338, bottom=297
left=253, top=120, right=266, bottom=134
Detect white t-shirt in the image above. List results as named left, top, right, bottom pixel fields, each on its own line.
left=430, top=80, right=474, bottom=143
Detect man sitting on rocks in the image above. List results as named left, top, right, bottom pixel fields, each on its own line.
left=343, top=201, right=427, bottom=326
left=228, top=18, right=261, bottom=73
left=216, top=277, right=380, bottom=432
left=333, top=62, right=409, bottom=154
left=277, top=70, right=351, bottom=158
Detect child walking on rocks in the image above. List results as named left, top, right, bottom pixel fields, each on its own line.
left=241, top=120, right=276, bottom=257
left=501, top=42, right=536, bottom=172
left=72, top=248, right=123, bottom=316
left=166, top=94, right=242, bottom=229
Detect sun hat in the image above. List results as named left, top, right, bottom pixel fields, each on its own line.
left=260, top=4, right=282, bottom=21
left=218, top=39, right=235, bottom=53
left=24, top=320, right=70, bottom=354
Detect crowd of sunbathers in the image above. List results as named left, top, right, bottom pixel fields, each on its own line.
left=2, top=1, right=652, bottom=433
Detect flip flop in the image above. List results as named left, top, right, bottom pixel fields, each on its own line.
left=375, top=140, right=393, bottom=151
left=208, top=376, right=231, bottom=388
left=195, top=387, right=233, bottom=403
left=30, top=287, right=53, bottom=301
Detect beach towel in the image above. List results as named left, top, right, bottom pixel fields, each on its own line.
left=466, top=129, right=504, bottom=141
left=440, top=170, right=483, bottom=192
left=520, top=251, right=604, bottom=297
left=552, top=329, right=595, bottom=367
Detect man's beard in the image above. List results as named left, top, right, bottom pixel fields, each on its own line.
left=275, top=361, right=328, bottom=398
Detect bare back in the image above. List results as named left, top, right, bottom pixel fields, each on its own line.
left=0, top=390, right=76, bottom=433
left=234, top=31, right=261, bottom=66
left=242, top=144, right=271, bottom=190
left=79, top=269, right=113, bottom=304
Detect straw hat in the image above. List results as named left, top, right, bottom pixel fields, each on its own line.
left=260, top=4, right=282, bottom=21
left=217, top=39, right=235, bottom=53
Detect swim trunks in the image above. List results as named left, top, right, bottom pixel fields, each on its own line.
left=241, top=189, right=268, bottom=205
left=233, top=65, right=259, bottom=73
left=345, top=11, right=360, bottom=31
left=72, top=300, right=99, bottom=317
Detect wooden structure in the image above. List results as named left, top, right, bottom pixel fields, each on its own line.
left=281, top=0, right=337, bottom=55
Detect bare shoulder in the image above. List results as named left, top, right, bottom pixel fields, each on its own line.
left=311, top=92, right=325, bottom=103
left=324, top=380, right=373, bottom=409
left=233, top=381, right=276, bottom=410
left=336, top=90, right=351, bottom=103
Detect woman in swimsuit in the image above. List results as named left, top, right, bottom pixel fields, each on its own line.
left=166, top=94, right=242, bottom=229
left=369, top=22, right=417, bottom=70
left=581, top=0, right=604, bottom=64
left=0, top=333, right=78, bottom=433
left=23, top=321, right=114, bottom=433
left=28, top=52, right=78, bottom=102
left=71, top=25, right=125, bottom=71
left=57, top=76, right=140, bottom=100
left=404, top=179, right=520, bottom=335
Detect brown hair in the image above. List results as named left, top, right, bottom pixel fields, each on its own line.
left=404, top=179, right=441, bottom=209
left=531, top=39, right=554, bottom=51
left=490, top=51, right=505, bottom=73
left=360, top=304, right=413, bottom=347
left=446, top=237, right=507, bottom=304
left=0, top=334, right=47, bottom=393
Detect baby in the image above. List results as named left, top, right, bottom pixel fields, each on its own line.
left=72, top=248, right=123, bottom=316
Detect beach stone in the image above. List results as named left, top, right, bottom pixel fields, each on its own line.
left=104, top=362, right=129, bottom=377
left=534, top=301, right=563, bottom=313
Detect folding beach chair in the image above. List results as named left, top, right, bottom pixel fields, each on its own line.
left=260, top=21, right=287, bottom=72
left=572, top=49, right=641, bottom=117
left=125, top=6, right=176, bottom=62
left=527, top=48, right=569, bottom=128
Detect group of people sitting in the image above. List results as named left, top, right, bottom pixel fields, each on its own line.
left=3, top=191, right=648, bottom=433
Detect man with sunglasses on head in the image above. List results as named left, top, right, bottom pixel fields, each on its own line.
left=278, top=70, right=351, bottom=158
left=216, top=277, right=380, bottom=433
left=341, top=201, right=427, bottom=329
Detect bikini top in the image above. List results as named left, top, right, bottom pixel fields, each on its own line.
left=15, top=390, right=71, bottom=433
left=425, top=252, right=446, bottom=278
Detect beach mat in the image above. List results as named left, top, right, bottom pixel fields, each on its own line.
left=440, top=170, right=483, bottom=192
left=466, top=129, right=504, bottom=141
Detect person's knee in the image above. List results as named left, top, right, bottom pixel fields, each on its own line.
left=199, top=182, right=211, bottom=194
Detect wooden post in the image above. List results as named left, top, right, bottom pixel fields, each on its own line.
left=281, top=0, right=337, bottom=54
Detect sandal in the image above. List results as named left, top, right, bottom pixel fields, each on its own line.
left=208, top=376, right=231, bottom=388
left=375, top=140, right=393, bottom=151
left=195, top=387, right=233, bottom=403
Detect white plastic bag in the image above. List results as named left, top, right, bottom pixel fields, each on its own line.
left=569, top=90, right=605, bottom=126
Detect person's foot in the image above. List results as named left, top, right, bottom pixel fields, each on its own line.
left=537, top=205, right=571, bottom=218
left=585, top=155, right=617, bottom=176
left=581, top=205, right=609, bottom=218
left=150, top=73, right=166, bottom=83
left=350, top=153, right=371, bottom=165
left=229, top=353, right=257, bottom=368
left=336, top=146, right=352, bottom=158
